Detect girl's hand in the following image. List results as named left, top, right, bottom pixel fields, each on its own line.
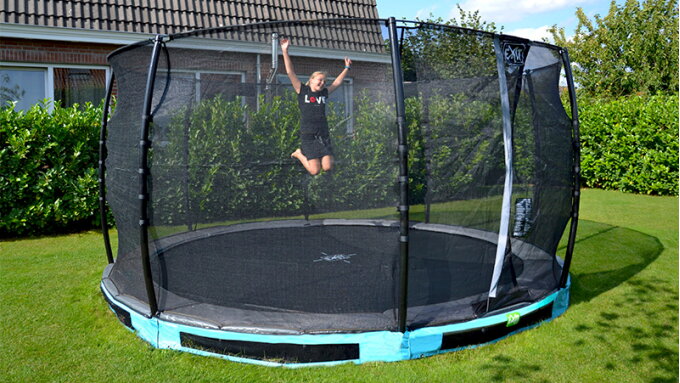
left=344, top=57, right=352, bottom=68
left=280, top=38, right=290, bottom=51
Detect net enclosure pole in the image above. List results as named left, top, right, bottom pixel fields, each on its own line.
left=388, top=17, right=410, bottom=333
left=559, top=48, right=580, bottom=288
left=99, top=72, right=115, bottom=264
left=138, top=35, right=165, bottom=316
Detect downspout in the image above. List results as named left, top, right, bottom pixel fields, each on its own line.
left=256, top=53, right=261, bottom=110
left=265, top=33, right=279, bottom=89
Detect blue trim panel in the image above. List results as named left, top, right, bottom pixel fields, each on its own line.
left=100, top=279, right=571, bottom=367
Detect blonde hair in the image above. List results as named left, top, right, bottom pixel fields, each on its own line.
left=305, top=71, right=327, bottom=86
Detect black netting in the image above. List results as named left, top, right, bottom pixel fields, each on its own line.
left=106, top=45, right=154, bottom=299
left=511, top=45, right=573, bottom=254
left=403, top=26, right=504, bottom=309
left=404, top=27, right=504, bottom=230
left=501, top=43, right=573, bottom=299
left=104, top=19, right=576, bottom=333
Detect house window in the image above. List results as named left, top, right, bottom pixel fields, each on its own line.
left=277, top=74, right=354, bottom=133
left=54, top=68, right=107, bottom=108
left=0, top=67, right=46, bottom=110
left=0, top=63, right=110, bottom=111
left=199, top=72, right=244, bottom=102
left=167, top=70, right=245, bottom=105
left=153, top=71, right=246, bottom=148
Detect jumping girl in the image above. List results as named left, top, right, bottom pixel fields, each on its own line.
left=280, top=38, right=352, bottom=175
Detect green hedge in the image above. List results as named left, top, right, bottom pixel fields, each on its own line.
left=150, top=92, right=399, bottom=225
left=578, top=94, right=679, bottom=195
left=2, top=92, right=676, bottom=237
left=149, top=90, right=512, bottom=226
left=0, top=101, right=103, bottom=237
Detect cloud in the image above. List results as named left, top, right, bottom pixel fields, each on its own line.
left=416, top=5, right=440, bottom=20
left=506, top=26, right=553, bottom=42
left=454, top=0, right=588, bottom=23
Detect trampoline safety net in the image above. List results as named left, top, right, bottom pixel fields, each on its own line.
left=103, top=19, right=576, bottom=334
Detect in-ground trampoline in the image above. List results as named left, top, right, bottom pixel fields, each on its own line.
left=99, top=18, right=580, bottom=366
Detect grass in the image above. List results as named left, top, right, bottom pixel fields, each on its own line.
left=0, top=189, right=677, bottom=382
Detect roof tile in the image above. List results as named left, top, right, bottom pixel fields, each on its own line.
left=3, top=0, right=384, bottom=53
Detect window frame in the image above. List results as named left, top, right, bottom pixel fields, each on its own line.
left=0, top=62, right=111, bottom=111
left=169, top=69, right=247, bottom=105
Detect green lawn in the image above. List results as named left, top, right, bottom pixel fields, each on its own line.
left=1, top=189, right=677, bottom=382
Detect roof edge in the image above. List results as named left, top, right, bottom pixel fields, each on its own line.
left=2, top=23, right=155, bottom=45
left=3, top=23, right=390, bottom=63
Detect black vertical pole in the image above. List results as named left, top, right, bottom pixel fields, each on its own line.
left=423, top=92, right=432, bottom=224
left=559, top=48, right=580, bottom=288
left=99, top=72, right=115, bottom=264
left=388, top=17, right=409, bottom=333
left=182, top=99, right=194, bottom=232
left=138, top=35, right=164, bottom=317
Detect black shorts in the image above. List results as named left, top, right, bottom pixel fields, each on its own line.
left=301, top=134, right=333, bottom=160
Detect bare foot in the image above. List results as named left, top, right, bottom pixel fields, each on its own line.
left=291, top=148, right=302, bottom=158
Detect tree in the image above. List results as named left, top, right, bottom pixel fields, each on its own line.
left=401, top=6, right=501, bottom=81
left=550, top=0, right=679, bottom=97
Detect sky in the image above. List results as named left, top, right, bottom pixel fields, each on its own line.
left=375, top=0, right=626, bottom=42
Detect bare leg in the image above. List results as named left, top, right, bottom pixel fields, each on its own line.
left=291, top=149, right=321, bottom=175
left=321, top=155, right=334, bottom=172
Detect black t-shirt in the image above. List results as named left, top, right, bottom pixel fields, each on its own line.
left=297, top=84, right=329, bottom=135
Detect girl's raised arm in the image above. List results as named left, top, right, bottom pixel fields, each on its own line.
left=280, top=38, right=302, bottom=94
left=328, top=57, right=352, bottom=94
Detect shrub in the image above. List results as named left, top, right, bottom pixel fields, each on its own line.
left=578, top=94, right=678, bottom=195
left=151, top=91, right=400, bottom=225
left=5, top=90, right=673, bottom=238
left=0, top=101, right=104, bottom=236
left=151, top=93, right=305, bottom=224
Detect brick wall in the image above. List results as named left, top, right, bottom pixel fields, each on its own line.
left=0, top=38, right=120, bottom=65
left=1, top=37, right=390, bottom=86
left=156, top=47, right=390, bottom=86
left=2, top=36, right=392, bottom=108
left=274, top=56, right=391, bottom=87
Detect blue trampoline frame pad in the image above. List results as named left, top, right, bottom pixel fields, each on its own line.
left=100, top=277, right=570, bottom=367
